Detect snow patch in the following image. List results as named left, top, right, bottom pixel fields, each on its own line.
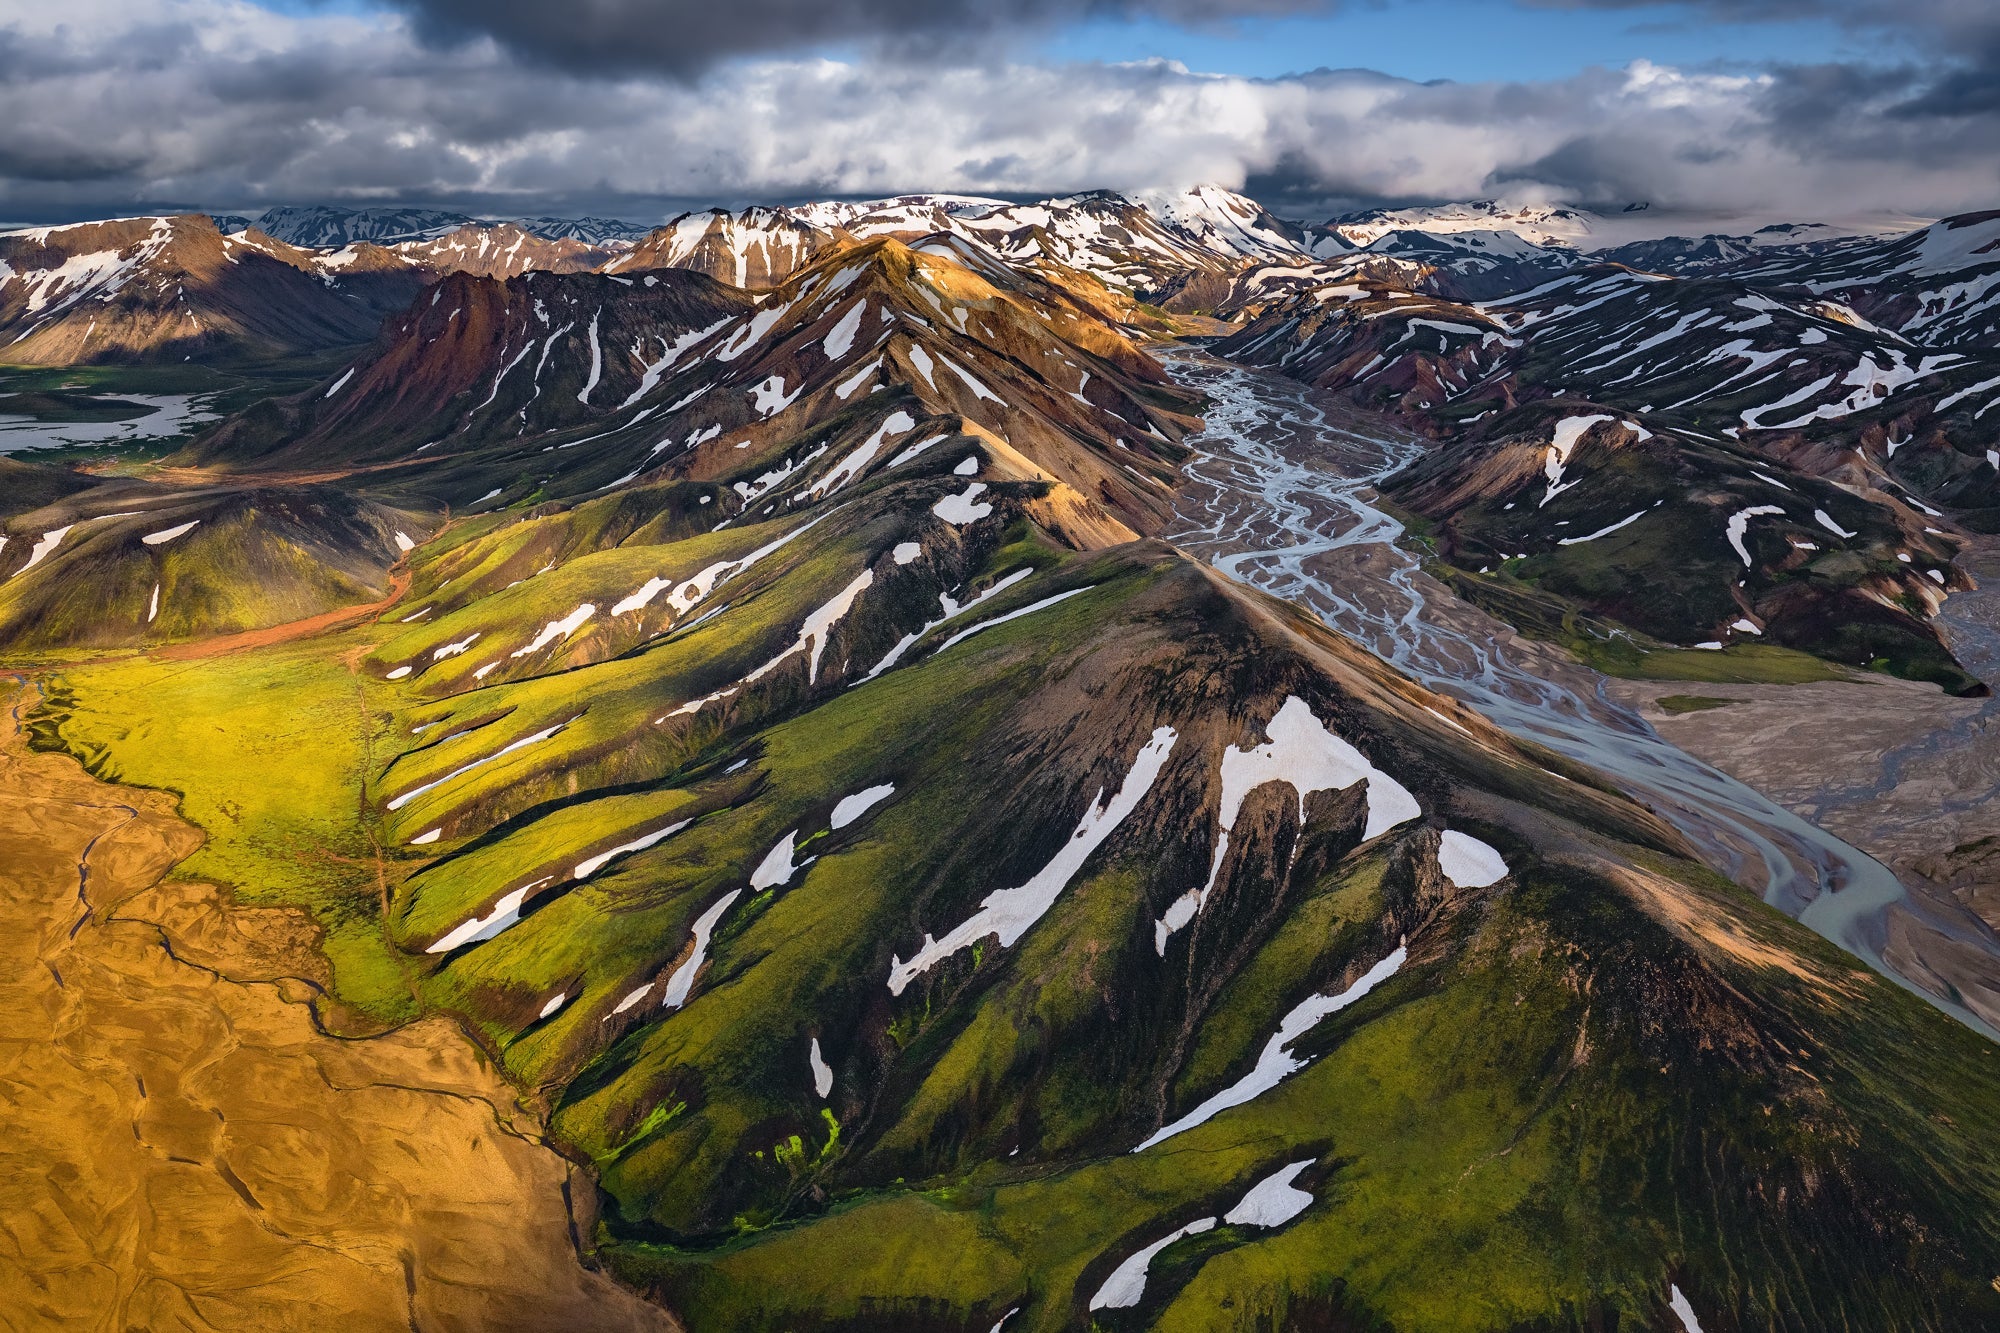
left=576, top=820, right=691, bottom=881
left=1088, top=1217, right=1217, bottom=1311
left=822, top=300, right=865, bottom=359
left=17, top=526, right=73, bottom=573
left=662, top=890, right=743, bottom=1009
left=511, top=603, right=596, bottom=657
left=888, top=727, right=1178, bottom=995
left=1556, top=510, right=1646, bottom=546
left=809, top=1037, right=834, bottom=1098
left=831, top=783, right=894, bottom=829
left=1725, top=506, right=1785, bottom=567
left=1437, top=830, right=1508, bottom=888
left=1224, top=1161, right=1315, bottom=1227
left=1135, top=945, right=1407, bottom=1149
left=933, top=482, right=992, bottom=525
left=1540, top=415, right=1614, bottom=507
left=1669, top=1285, right=1706, bottom=1333
left=140, top=519, right=200, bottom=546
left=749, top=831, right=801, bottom=890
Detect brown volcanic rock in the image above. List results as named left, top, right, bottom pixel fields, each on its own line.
left=391, top=222, right=623, bottom=279
left=0, top=215, right=426, bottom=364
left=606, top=209, right=834, bottom=289
left=188, top=236, right=1204, bottom=537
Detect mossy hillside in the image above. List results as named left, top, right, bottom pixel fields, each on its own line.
left=0, top=482, right=434, bottom=651
left=366, top=476, right=939, bottom=695
left=412, top=554, right=1167, bottom=1202
left=355, top=485, right=1606, bottom=1242
left=1385, top=416, right=1980, bottom=693
left=361, top=498, right=1892, bottom=1300
left=29, top=637, right=419, bottom=1022
left=32, top=499, right=2000, bottom=1328
left=0, top=456, right=103, bottom=519
left=612, top=847, right=2000, bottom=1333
left=362, top=492, right=1049, bottom=854
left=1432, top=561, right=1861, bottom=688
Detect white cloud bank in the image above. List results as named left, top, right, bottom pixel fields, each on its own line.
left=0, top=0, right=1993, bottom=225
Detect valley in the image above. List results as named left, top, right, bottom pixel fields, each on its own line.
left=1165, top=349, right=2000, bottom=1036
left=3, top=187, right=2000, bottom=1330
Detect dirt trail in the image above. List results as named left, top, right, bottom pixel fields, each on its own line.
left=0, top=681, right=679, bottom=1333
left=154, top=568, right=414, bottom=662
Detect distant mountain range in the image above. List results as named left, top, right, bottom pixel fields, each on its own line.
left=239, top=205, right=656, bottom=249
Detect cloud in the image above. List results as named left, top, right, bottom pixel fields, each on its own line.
left=0, top=0, right=1992, bottom=229
left=390, top=0, right=1335, bottom=77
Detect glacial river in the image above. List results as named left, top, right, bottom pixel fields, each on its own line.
left=1164, top=350, right=1999, bottom=1039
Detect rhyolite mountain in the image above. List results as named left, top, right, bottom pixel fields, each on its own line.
left=0, top=215, right=429, bottom=364
left=0, top=214, right=631, bottom=365
left=1217, top=212, right=2000, bottom=695
left=5, top=191, right=2000, bottom=1333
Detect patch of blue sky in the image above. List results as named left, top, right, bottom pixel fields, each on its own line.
left=1040, top=0, right=1862, bottom=83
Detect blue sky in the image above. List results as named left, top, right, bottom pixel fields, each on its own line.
left=1041, top=0, right=1857, bottom=83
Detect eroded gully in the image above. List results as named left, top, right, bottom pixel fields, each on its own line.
left=1162, top=349, right=1999, bottom=1040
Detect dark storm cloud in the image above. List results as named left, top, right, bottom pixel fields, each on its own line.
left=390, top=0, right=1335, bottom=76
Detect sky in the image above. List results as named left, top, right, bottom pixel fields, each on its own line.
left=0, top=0, right=1994, bottom=231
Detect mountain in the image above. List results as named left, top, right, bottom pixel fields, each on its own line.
left=1131, top=183, right=1306, bottom=261
left=0, top=214, right=428, bottom=364
left=1214, top=233, right=2000, bottom=694
left=606, top=207, right=835, bottom=288
left=255, top=204, right=478, bottom=248
left=194, top=234, right=1200, bottom=539
left=1342, top=227, right=1579, bottom=299
left=605, top=187, right=1319, bottom=310
left=1717, top=209, right=2000, bottom=348
left=514, top=215, right=653, bottom=246
left=1598, top=221, right=1858, bottom=274
left=1326, top=199, right=1603, bottom=250
left=384, top=221, right=625, bottom=279
left=0, top=472, right=431, bottom=649
left=8, top=192, right=2000, bottom=1333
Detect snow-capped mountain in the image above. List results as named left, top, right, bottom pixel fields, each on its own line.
left=385, top=222, right=623, bottom=280
left=605, top=207, right=832, bottom=288
left=1131, top=183, right=1305, bottom=261
left=605, top=186, right=1315, bottom=300
left=1718, top=209, right=2000, bottom=347
left=0, top=215, right=426, bottom=363
left=512, top=215, right=652, bottom=246
left=256, top=205, right=477, bottom=248
left=253, top=205, right=649, bottom=253
left=1328, top=200, right=1604, bottom=250
left=1216, top=219, right=2000, bottom=691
